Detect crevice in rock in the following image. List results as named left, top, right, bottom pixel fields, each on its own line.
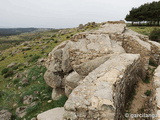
left=126, top=65, right=156, bottom=120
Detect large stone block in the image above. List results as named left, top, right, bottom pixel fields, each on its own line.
left=64, top=54, right=142, bottom=120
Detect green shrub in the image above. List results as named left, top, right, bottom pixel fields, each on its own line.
left=149, top=58, right=158, bottom=67
left=54, top=40, right=58, bottom=43
left=144, top=90, right=152, bottom=96
left=0, top=91, right=5, bottom=98
left=143, top=72, right=150, bottom=83
left=1, top=68, right=9, bottom=75
left=13, top=78, right=20, bottom=84
left=66, top=36, right=70, bottom=39
left=149, top=28, right=160, bottom=42
left=0, top=56, right=6, bottom=61
left=12, top=65, right=19, bottom=70
left=4, top=70, right=14, bottom=78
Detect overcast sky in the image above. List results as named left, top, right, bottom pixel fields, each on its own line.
left=0, top=0, right=158, bottom=28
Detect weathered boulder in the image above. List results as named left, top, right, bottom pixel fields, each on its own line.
left=0, top=110, right=12, bottom=120
left=22, top=47, right=31, bottom=51
left=65, top=71, right=83, bottom=96
left=37, top=107, right=64, bottom=120
left=44, top=41, right=71, bottom=89
left=23, top=95, right=33, bottom=105
left=16, top=106, right=27, bottom=118
left=7, top=62, right=16, bottom=68
left=52, top=88, right=65, bottom=100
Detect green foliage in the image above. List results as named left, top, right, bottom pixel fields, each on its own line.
left=53, top=95, right=68, bottom=107
left=1, top=68, right=9, bottom=75
left=4, top=70, right=14, bottom=78
left=149, top=57, right=158, bottom=67
left=128, top=26, right=160, bottom=36
left=149, top=28, right=160, bottom=42
left=28, top=55, right=40, bottom=62
left=0, top=91, right=5, bottom=98
left=143, top=72, right=150, bottom=83
left=66, top=36, right=70, bottom=39
left=0, top=56, right=6, bottom=61
left=54, top=40, right=58, bottom=43
left=13, top=78, right=20, bottom=84
left=125, top=1, right=160, bottom=26
left=27, top=65, right=46, bottom=82
left=144, top=90, right=152, bottom=96
left=26, top=102, right=40, bottom=116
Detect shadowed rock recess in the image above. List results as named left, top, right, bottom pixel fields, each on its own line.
left=42, top=21, right=160, bottom=120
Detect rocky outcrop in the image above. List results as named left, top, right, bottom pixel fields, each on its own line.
left=43, top=21, right=160, bottom=120
left=64, top=54, right=142, bottom=120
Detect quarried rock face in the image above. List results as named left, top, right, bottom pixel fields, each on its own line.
left=64, top=54, right=142, bottom=120
left=43, top=21, right=160, bottom=120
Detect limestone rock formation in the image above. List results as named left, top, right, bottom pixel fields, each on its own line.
left=43, top=21, right=160, bottom=120
left=64, top=54, right=142, bottom=120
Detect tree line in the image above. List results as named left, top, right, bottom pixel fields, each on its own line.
left=125, top=1, right=160, bottom=26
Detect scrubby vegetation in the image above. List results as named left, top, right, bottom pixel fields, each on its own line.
left=149, top=28, right=160, bottom=42
left=128, top=26, right=160, bottom=35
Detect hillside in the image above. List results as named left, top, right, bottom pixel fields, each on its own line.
left=0, top=28, right=39, bottom=36
left=0, top=28, right=59, bottom=51
left=0, top=22, right=100, bottom=120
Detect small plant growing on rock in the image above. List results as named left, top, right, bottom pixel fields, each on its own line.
left=144, top=90, right=152, bottom=96
left=149, top=58, right=158, bottom=67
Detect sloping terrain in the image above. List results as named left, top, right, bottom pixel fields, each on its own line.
left=0, top=22, right=100, bottom=119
